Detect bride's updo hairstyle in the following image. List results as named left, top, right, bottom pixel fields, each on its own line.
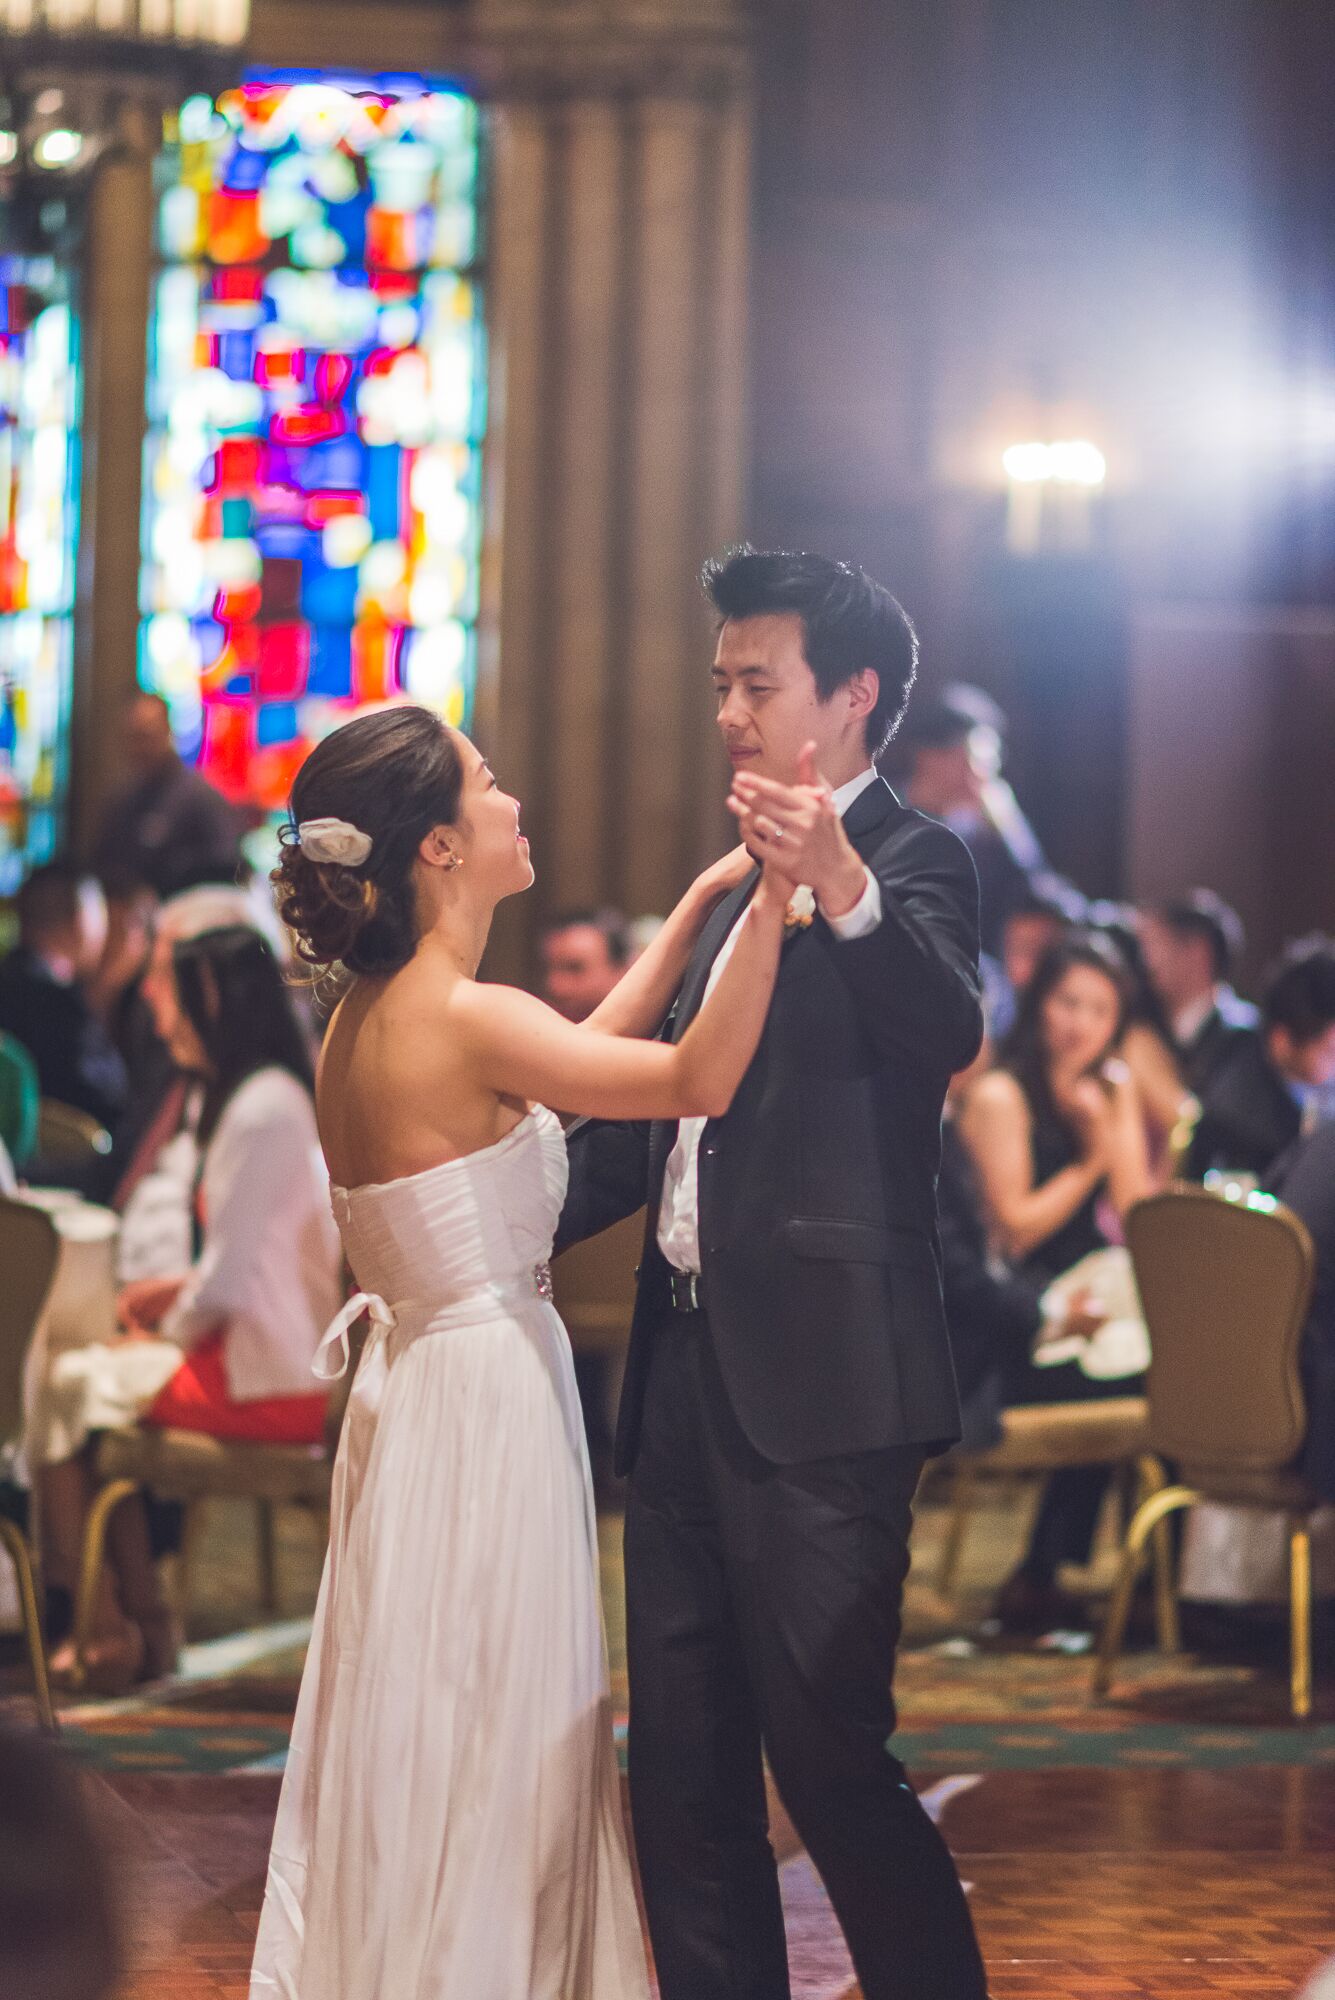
left=273, top=705, right=464, bottom=976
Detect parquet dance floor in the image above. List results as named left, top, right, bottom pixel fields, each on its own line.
left=99, top=1761, right=1334, bottom=1999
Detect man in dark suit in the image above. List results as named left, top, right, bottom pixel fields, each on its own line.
left=557, top=550, right=987, bottom=2000
left=1139, top=890, right=1259, bottom=1096
left=92, top=692, right=243, bottom=899
left=0, top=863, right=128, bottom=1131
left=1187, top=938, right=1335, bottom=1181
left=889, top=681, right=1082, bottom=959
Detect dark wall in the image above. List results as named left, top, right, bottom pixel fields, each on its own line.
left=746, top=0, right=1335, bottom=940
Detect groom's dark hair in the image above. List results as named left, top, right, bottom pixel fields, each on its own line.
left=702, top=546, right=918, bottom=759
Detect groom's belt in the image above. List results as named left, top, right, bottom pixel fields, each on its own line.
left=666, top=1268, right=702, bottom=1314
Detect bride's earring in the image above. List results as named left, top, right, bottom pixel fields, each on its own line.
left=444, top=854, right=463, bottom=873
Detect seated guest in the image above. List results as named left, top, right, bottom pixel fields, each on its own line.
left=31, top=921, right=341, bottom=1691
left=538, top=906, right=631, bottom=1022
left=1187, top=936, right=1335, bottom=1182
left=91, top=690, right=244, bottom=898
left=991, top=887, right=1072, bottom=1042
left=1139, top=890, right=1258, bottom=1096
left=112, top=886, right=279, bottom=1280
left=79, top=870, right=172, bottom=1205
left=1270, top=1116, right=1335, bottom=1507
left=959, top=931, right=1153, bottom=1630
left=538, top=905, right=633, bottom=1495
left=940, top=1038, right=1105, bottom=1451
left=0, top=862, right=128, bottom=1131
left=1003, top=888, right=1072, bottom=1003
left=890, top=680, right=1083, bottom=957
left=90, top=870, right=160, bottom=1081
left=1094, top=908, right=1195, bottom=1160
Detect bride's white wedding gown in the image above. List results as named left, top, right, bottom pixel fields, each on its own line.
left=249, top=1105, right=649, bottom=2000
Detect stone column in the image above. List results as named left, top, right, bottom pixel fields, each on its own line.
left=70, top=113, right=155, bottom=851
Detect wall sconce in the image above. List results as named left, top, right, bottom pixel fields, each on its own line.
left=1003, top=439, right=1107, bottom=555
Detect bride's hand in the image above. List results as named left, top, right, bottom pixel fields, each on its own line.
left=691, top=842, right=755, bottom=908
left=752, top=849, right=802, bottom=916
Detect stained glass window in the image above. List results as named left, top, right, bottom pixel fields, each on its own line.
left=0, top=257, right=79, bottom=892
left=139, top=72, right=486, bottom=815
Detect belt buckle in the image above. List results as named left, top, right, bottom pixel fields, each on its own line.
left=669, top=1270, right=700, bottom=1313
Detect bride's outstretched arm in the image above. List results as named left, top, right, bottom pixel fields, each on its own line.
left=456, top=865, right=788, bottom=1121
left=583, top=845, right=755, bottom=1040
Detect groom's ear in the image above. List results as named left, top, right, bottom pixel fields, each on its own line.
left=846, top=668, right=879, bottom=726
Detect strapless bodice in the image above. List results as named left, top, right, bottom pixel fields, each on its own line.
left=330, top=1105, right=568, bottom=1315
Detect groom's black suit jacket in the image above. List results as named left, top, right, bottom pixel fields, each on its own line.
left=556, top=777, right=984, bottom=1472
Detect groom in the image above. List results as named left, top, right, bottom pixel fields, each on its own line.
left=557, top=548, right=988, bottom=1999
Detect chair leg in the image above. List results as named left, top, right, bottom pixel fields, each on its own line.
left=936, top=1462, right=978, bottom=1597
left=256, top=1500, right=279, bottom=1615
left=171, top=1500, right=205, bottom=1623
left=0, top=1519, right=57, bottom=1734
left=1092, top=1486, right=1197, bottom=1700
left=1289, top=1518, right=1313, bottom=1723
left=73, top=1479, right=140, bottom=1687
left=1137, top=1456, right=1181, bottom=1656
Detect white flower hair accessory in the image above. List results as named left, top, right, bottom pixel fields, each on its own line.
left=297, top=817, right=373, bottom=867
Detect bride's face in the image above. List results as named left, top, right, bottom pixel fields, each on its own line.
left=450, top=732, right=534, bottom=898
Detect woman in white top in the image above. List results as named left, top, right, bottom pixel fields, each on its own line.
left=35, top=922, right=341, bottom=1691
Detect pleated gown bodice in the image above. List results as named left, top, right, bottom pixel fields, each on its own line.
left=333, top=1105, right=567, bottom=1329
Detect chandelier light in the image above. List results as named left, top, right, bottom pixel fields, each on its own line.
left=0, top=0, right=249, bottom=237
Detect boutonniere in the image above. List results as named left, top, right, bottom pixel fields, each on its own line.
left=784, top=885, right=816, bottom=933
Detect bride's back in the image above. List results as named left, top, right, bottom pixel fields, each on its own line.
left=271, top=706, right=536, bottom=1192
left=316, top=956, right=528, bottom=1192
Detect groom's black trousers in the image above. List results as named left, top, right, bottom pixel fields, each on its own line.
left=625, top=1304, right=987, bottom=2000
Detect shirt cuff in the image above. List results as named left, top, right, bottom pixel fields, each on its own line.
left=821, top=866, right=882, bottom=941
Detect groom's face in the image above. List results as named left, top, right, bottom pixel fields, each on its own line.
left=712, top=613, right=848, bottom=784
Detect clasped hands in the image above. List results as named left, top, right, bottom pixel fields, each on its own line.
left=726, top=742, right=869, bottom=921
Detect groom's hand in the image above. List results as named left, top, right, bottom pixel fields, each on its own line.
left=727, top=742, right=869, bottom=920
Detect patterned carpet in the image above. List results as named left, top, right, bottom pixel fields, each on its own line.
left=8, top=1492, right=1331, bottom=1776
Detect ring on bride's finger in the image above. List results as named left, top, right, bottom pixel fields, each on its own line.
left=770, top=823, right=785, bottom=842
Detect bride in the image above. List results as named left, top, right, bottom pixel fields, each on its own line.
left=249, top=702, right=790, bottom=1999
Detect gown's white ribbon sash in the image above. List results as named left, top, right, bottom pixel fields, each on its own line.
left=311, top=1291, right=397, bottom=1382
left=311, top=1265, right=556, bottom=1384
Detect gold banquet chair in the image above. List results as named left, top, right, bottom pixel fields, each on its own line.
left=35, top=1099, right=114, bottom=1171
left=0, top=1196, right=62, bottom=1730
left=935, top=1397, right=1166, bottom=1628
left=72, top=1317, right=371, bottom=1682
left=1092, top=1185, right=1319, bottom=1719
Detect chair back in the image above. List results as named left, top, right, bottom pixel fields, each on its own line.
left=36, top=1099, right=113, bottom=1166
left=0, top=1197, right=61, bottom=1444
left=1126, top=1184, right=1314, bottom=1473
left=552, top=1210, right=643, bottom=1354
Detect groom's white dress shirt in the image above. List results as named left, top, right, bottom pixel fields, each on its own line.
left=658, top=767, right=883, bottom=1277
